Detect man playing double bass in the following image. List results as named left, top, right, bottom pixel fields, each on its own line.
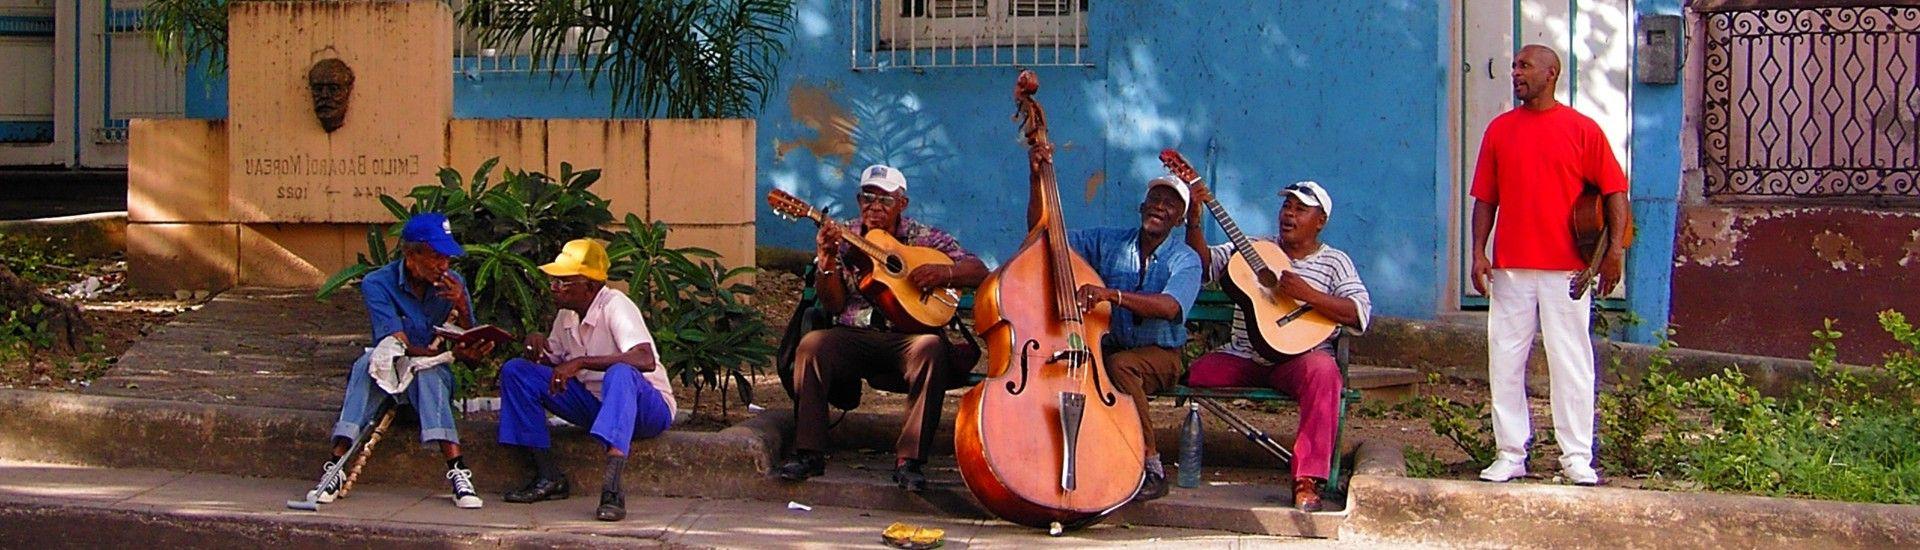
left=777, top=164, right=990, bottom=491
left=1036, top=175, right=1203, bottom=503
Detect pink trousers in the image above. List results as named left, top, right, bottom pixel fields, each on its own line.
left=1187, top=351, right=1343, bottom=480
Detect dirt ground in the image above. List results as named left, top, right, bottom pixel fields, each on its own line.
left=0, top=257, right=196, bottom=391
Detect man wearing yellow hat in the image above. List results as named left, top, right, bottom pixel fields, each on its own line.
left=496, top=239, right=676, bottom=522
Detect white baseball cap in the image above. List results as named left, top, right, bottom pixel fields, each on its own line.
left=859, top=164, right=907, bottom=193
left=1281, top=180, right=1332, bottom=217
left=1147, top=175, right=1190, bottom=209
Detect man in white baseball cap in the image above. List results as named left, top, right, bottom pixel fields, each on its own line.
left=1182, top=178, right=1372, bottom=512
left=778, top=163, right=990, bottom=493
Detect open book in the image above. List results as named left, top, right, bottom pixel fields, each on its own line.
left=434, top=323, right=516, bottom=346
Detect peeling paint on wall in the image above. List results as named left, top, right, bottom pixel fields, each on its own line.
left=1903, top=230, right=1920, bottom=267
left=773, top=81, right=856, bottom=167
left=1676, top=207, right=1743, bottom=266
left=1811, top=230, right=1878, bottom=271
left=1084, top=170, right=1106, bottom=202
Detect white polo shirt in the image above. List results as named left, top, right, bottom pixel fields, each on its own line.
left=547, top=287, right=676, bottom=416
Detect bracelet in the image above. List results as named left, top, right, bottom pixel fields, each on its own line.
left=1115, top=291, right=1124, bottom=308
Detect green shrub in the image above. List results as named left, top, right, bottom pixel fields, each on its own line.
left=607, top=215, right=772, bottom=414
left=1404, top=449, right=1447, bottom=479
left=1598, top=313, right=1920, bottom=504
left=318, top=158, right=772, bottom=416
left=1396, top=373, right=1498, bottom=466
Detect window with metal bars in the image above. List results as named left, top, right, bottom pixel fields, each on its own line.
left=855, top=0, right=1090, bottom=70
left=1697, top=3, right=1920, bottom=203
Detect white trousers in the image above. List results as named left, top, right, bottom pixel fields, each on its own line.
left=1486, top=269, right=1595, bottom=469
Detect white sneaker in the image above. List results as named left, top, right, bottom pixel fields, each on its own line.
left=1478, top=457, right=1527, bottom=482
left=1562, top=463, right=1600, bottom=486
left=447, top=467, right=484, bottom=509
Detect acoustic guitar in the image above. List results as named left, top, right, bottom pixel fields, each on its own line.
left=1567, top=184, right=1633, bottom=300
left=1160, top=149, right=1339, bottom=358
left=767, top=189, right=961, bottom=332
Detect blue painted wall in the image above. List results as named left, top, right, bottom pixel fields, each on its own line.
left=758, top=1, right=1452, bottom=319
left=1625, top=0, right=1683, bottom=343
left=439, top=1, right=1452, bottom=319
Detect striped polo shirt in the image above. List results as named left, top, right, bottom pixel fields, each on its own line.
left=1203, top=239, right=1372, bottom=364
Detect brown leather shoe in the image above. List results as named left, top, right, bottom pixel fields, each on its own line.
left=1293, top=477, right=1324, bottom=512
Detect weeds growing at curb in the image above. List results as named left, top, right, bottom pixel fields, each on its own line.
left=1598, top=313, right=1920, bottom=505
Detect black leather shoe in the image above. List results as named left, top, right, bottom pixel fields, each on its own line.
left=1134, top=470, right=1169, bottom=502
left=595, top=490, right=626, bottom=521
left=775, top=452, right=826, bottom=482
left=892, top=459, right=928, bottom=492
left=504, top=476, right=570, bottom=503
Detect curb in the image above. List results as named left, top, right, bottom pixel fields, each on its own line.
left=0, top=493, right=655, bottom=549
left=0, top=389, right=1329, bottom=537
left=1337, top=440, right=1920, bottom=548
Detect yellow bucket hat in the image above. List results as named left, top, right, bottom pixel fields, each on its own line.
left=539, top=239, right=611, bottom=282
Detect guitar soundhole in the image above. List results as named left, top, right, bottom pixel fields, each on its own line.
left=885, top=255, right=907, bottom=275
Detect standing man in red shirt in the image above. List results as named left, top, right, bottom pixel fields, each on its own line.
left=1469, top=44, right=1629, bottom=486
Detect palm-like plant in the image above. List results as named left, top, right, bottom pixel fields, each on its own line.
left=140, top=0, right=795, bottom=118
left=456, top=0, right=794, bottom=118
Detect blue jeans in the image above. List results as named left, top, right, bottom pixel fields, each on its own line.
left=497, top=358, right=672, bottom=455
left=332, top=350, right=460, bottom=446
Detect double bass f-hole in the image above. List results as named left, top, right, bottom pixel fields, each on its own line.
left=1006, top=339, right=1042, bottom=395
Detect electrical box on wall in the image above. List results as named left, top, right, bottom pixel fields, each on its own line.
left=1637, top=14, right=1682, bottom=85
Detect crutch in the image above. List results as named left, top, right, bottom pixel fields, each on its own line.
left=1194, top=397, right=1294, bottom=465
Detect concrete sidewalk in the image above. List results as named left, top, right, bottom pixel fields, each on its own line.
left=0, top=459, right=1357, bottom=549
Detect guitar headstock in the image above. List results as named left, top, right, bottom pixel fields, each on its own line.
left=1159, top=149, right=1200, bottom=184
left=765, top=189, right=819, bottom=222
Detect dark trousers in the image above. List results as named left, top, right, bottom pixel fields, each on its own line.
left=792, top=327, right=959, bottom=461
left=1104, top=345, right=1185, bottom=457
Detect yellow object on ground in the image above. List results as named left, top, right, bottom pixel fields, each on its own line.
left=882, top=522, right=945, bottom=549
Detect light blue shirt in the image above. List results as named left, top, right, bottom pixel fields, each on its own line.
left=360, top=259, right=474, bottom=345
left=1067, top=227, right=1202, bottom=350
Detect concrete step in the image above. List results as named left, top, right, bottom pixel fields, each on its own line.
left=780, top=451, right=1345, bottom=539
left=0, top=460, right=1326, bottom=548
left=1347, top=365, right=1422, bottom=405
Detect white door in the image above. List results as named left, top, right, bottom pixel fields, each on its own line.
left=1457, top=0, right=1633, bottom=308
left=0, top=0, right=67, bottom=166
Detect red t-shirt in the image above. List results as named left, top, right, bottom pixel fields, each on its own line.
left=1469, top=104, right=1628, bottom=271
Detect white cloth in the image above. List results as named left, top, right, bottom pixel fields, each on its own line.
left=367, top=335, right=452, bottom=395
left=1486, top=269, right=1595, bottom=469
left=547, top=287, right=676, bottom=414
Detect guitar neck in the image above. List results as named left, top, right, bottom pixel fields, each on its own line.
left=808, top=210, right=890, bottom=259
left=1203, top=198, right=1272, bottom=274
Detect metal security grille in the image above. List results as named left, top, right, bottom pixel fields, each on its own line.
left=450, top=0, right=591, bottom=76
left=1700, top=5, right=1920, bottom=201
left=102, top=4, right=185, bottom=144
left=852, top=0, right=1090, bottom=70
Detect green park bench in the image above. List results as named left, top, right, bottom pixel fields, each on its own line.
left=780, top=274, right=1361, bottom=494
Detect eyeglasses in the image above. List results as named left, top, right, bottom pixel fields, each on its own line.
left=857, top=192, right=899, bottom=207
left=548, top=278, right=590, bottom=291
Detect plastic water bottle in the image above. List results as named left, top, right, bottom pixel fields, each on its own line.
left=1177, top=402, right=1203, bottom=488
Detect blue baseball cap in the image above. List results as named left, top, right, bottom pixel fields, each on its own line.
left=401, top=212, right=464, bottom=257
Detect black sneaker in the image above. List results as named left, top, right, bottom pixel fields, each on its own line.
left=309, top=458, right=346, bottom=504
left=504, top=476, right=571, bottom=503
left=892, top=459, right=928, bottom=492
left=447, top=467, right=483, bottom=509
left=1134, top=470, right=1169, bottom=502
left=596, top=490, right=626, bottom=521
left=775, top=451, right=826, bottom=482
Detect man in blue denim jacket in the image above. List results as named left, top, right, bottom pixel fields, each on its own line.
left=309, top=212, right=493, bottom=509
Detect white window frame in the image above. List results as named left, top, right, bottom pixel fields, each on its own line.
left=875, top=0, right=1086, bottom=51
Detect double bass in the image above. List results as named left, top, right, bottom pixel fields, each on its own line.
left=954, top=70, right=1146, bottom=532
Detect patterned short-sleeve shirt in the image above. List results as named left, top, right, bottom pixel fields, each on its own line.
left=831, top=216, right=979, bottom=329
left=1204, top=239, right=1372, bottom=363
